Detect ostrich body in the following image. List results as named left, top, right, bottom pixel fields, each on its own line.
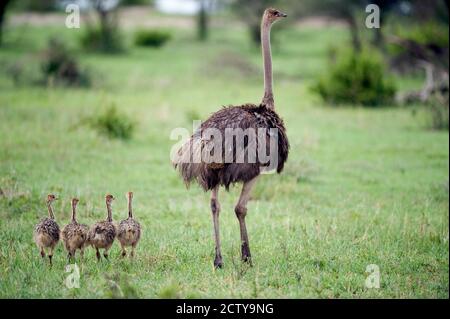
left=173, top=8, right=289, bottom=268
left=117, top=192, right=141, bottom=258
left=88, top=194, right=116, bottom=261
left=34, top=194, right=60, bottom=266
left=61, top=198, right=89, bottom=262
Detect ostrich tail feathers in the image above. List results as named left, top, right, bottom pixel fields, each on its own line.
left=172, top=135, right=206, bottom=189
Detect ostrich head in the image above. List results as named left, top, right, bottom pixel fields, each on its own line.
left=127, top=191, right=133, bottom=200
left=47, top=194, right=57, bottom=203
left=72, top=198, right=79, bottom=206
left=105, top=194, right=115, bottom=204
left=264, top=8, right=288, bottom=24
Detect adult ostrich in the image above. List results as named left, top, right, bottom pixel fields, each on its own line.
left=173, top=8, right=289, bottom=268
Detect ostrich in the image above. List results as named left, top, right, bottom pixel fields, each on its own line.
left=34, top=194, right=60, bottom=266
left=117, top=192, right=141, bottom=258
left=61, top=198, right=89, bottom=262
left=88, top=194, right=117, bottom=261
left=173, top=8, right=289, bottom=268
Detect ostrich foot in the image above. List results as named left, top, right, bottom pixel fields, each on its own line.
left=241, top=243, right=252, bottom=266
left=214, top=255, right=223, bottom=269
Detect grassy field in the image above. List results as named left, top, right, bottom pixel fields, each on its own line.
left=0, top=12, right=448, bottom=298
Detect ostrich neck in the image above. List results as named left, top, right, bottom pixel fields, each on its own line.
left=106, top=202, right=112, bottom=222
left=261, top=18, right=274, bottom=109
left=71, top=204, right=77, bottom=222
left=127, top=197, right=133, bottom=218
left=47, top=202, right=55, bottom=219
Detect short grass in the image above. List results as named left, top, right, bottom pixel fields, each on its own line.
left=0, top=14, right=448, bottom=298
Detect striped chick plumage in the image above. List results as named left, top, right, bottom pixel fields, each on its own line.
left=88, top=194, right=116, bottom=260
left=62, top=198, right=89, bottom=260
left=117, top=218, right=141, bottom=248
left=117, top=192, right=141, bottom=258
left=34, top=218, right=60, bottom=249
left=34, top=194, right=60, bottom=265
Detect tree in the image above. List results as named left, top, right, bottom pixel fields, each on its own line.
left=300, top=0, right=366, bottom=52
left=369, top=0, right=400, bottom=50
left=93, top=0, right=118, bottom=43
left=231, top=0, right=295, bottom=44
left=78, top=0, right=123, bottom=52
left=198, top=0, right=209, bottom=41
left=0, top=0, right=12, bottom=46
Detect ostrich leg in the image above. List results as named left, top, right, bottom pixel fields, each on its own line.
left=120, top=243, right=127, bottom=258
left=48, top=246, right=55, bottom=267
left=235, top=177, right=258, bottom=265
left=211, top=186, right=223, bottom=268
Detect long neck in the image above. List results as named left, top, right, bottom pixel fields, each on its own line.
left=47, top=202, right=55, bottom=219
left=261, top=16, right=274, bottom=109
left=127, top=196, right=133, bottom=218
left=71, top=203, right=77, bottom=222
left=106, top=201, right=112, bottom=222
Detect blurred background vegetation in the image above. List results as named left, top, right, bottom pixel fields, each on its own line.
left=0, top=0, right=448, bottom=298
left=0, top=0, right=448, bottom=128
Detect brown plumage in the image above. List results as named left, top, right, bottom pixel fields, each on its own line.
left=61, top=198, right=89, bottom=262
left=172, top=8, right=289, bottom=268
left=175, top=104, right=289, bottom=191
left=88, top=194, right=116, bottom=261
left=34, top=194, right=60, bottom=266
left=117, top=192, right=141, bottom=258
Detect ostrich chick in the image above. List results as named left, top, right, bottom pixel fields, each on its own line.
left=61, top=198, right=89, bottom=262
left=34, top=194, right=60, bottom=266
left=117, top=192, right=141, bottom=258
left=88, top=194, right=117, bottom=261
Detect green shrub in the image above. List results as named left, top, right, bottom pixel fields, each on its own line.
left=313, top=49, right=396, bottom=106
left=40, top=38, right=90, bottom=87
left=88, top=105, right=135, bottom=140
left=5, top=61, right=25, bottom=86
left=134, top=30, right=171, bottom=48
left=121, top=0, right=152, bottom=5
left=394, top=22, right=449, bottom=48
left=80, top=25, right=124, bottom=54
left=388, top=22, right=449, bottom=72
left=427, top=96, right=449, bottom=131
left=12, top=0, right=57, bottom=12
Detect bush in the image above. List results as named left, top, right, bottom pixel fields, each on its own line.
left=80, top=25, right=124, bottom=54
left=313, top=49, right=396, bottom=107
left=41, top=38, right=90, bottom=87
left=88, top=105, right=135, bottom=140
left=387, top=22, right=449, bottom=73
left=392, top=22, right=449, bottom=50
left=12, top=0, right=57, bottom=12
left=427, top=96, right=449, bottom=131
left=121, top=0, right=152, bottom=5
left=134, top=30, right=171, bottom=48
left=5, top=61, right=25, bottom=86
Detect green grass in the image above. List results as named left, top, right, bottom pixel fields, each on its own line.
left=0, top=16, right=448, bottom=298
